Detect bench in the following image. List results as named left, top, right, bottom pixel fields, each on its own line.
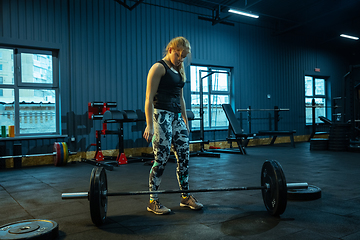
left=187, top=110, right=220, bottom=158
left=256, top=130, right=296, bottom=147
left=222, top=104, right=255, bottom=154
left=319, top=116, right=332, bottom=125
left=222, top=104, right=296, bottom=154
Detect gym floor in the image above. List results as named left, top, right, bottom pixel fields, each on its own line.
left=1, top=142, right=360, bottom=240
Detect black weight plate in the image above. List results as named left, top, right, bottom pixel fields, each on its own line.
left=89, top=167, right=108, bottom=226
left=329, top=142, right=348, bottom=146
left=261, top=160, right=287, bottom=216
left=271, top=160, right=288, bottom=215
left=329, top=138, right=348, bottom=142
left=311, top=140, right=329, bottom=144
left=329, top=133, right=348, bottom=137
left=287, top=185, right=322, bottom=201
left=0, top=219, right=58, bottom=240
left=310, top=139, right=328, bottom=143
left=310, top=146, right=328, bottom=150
left=328, top=146, right=348, bottom=151
left=310, top=139, right=329, bottom=150
left=328, top=141, right=348, bottom=145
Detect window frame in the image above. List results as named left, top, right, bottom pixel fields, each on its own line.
left=305, top=75, right=328, bottom=125
left=0, top=46, right=60, bottom=136
left=190, top=65, right=231, bottom=131
left=16, top=48, right=58, bottom=88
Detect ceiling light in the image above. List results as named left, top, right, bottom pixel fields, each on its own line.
left=228, top=9, right=259, bottom=19
left=340, top=34, right=359, bottom=40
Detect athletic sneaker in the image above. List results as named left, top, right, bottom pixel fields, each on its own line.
left=180, top=195, right=203, bottom=210
left=147, top=200, right=171, bottom=215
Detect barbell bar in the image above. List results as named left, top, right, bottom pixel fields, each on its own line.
left=61, top=159, right=309, bottom=226
left=0, top=153, right=60, bottom=159
left=0, top=142, right=75, bottom=166
left=237, top=108, right=290, bottom=112
left=62, top=183, right=308, bottom=199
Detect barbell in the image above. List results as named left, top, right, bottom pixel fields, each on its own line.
left=237, top=108, right=290, bottom=112
left=61, top=159, right=309, bottom=226
left=0, top=142, right=75, bottom=166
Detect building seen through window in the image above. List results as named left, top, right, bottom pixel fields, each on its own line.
left=0, top=48, right=58, bottom=136
left=190, top=65, right=231, bottom=130
left=305, top=76, right=326, bottom=124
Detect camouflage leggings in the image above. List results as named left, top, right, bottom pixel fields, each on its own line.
left=149, top=109, right=190, bottom=200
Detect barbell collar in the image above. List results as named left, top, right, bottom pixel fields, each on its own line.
left=61, top=182, right=308, bottom=200
left=287, top=182, right=308, bottom=189
left=62, top=192, right=89, bottom=199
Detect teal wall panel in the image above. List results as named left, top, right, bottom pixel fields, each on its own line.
left=0, top=0, right=350, bottom=154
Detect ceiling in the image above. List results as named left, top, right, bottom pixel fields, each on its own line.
left=169, top=0, right=360, bottom=60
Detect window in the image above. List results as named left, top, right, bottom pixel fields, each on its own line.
left=305, top=76, right=326, bottom=124
left=190, top=65, right=231, bottom=130
left=0, top=47, right=59, bottom=136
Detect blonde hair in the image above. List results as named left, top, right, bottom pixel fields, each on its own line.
left=165, top=36, right=191, bottom=82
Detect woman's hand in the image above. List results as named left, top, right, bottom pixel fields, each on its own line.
left=143, top=125, right=154, bottom=142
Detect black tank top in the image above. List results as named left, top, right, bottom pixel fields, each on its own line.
left=153, top=60, right=185, bottom=113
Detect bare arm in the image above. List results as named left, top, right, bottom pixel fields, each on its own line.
left=180, top=88, right=190, bottom=133
left=143, top=63, right=165, bottom=142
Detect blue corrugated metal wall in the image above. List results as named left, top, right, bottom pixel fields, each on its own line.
left=236, top=25, right=348, bottom=135
left=0, top=0, right=350, bottom=155
left=65, top=0, right=241, bottom=151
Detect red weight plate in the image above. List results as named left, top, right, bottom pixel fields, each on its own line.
left=53, top=142, right=62, bottom=166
